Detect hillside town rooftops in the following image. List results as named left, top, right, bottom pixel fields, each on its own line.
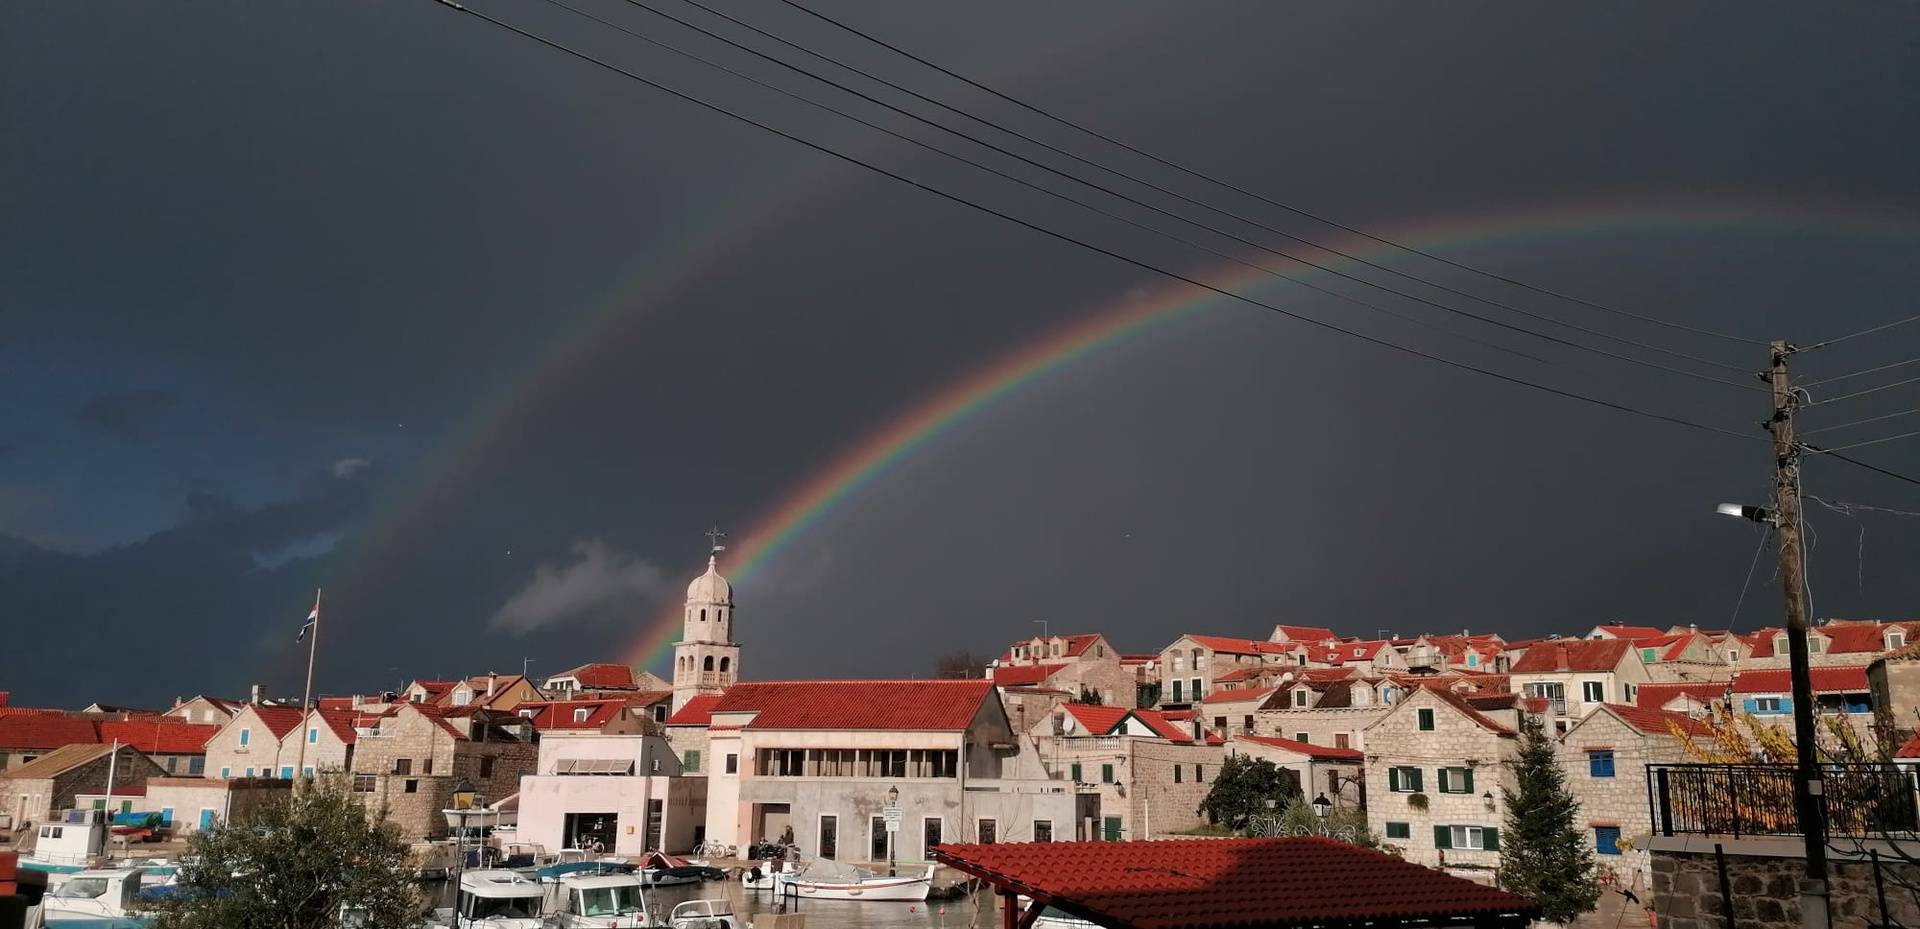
left=930, top=836, right=1541, bottom=929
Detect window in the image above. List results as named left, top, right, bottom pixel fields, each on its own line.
left=1101, top=764, right=1115, bottom=784
left=1388, top=766, right=1424, bottom=793
left=573, top=708, right=592, bottom=723
left=1582, top=681, right=1604, bottom=703
left=1437, top=767, right=1474, bottom=794
left=1755, top=697, right=1782, bottom=713
left=978, top=818, right=997, bottom=844
left=1214, top=716, right=1228, bottom=730
left=189, top=757, right=205, bottom=775
left=1810, top=638, right=1825, bottom=654
left=1890, top=632, right=1906, bottom=650
left=1588, top=751, right=1616, bottom=777
left=245, top=767, right=254, bottom=777
left=725, top=754, right=738, bottom=774
left=922, top=817, right=943, bottom=857
left=480, top=757, right=495, bottom=779
left=1622, top=683, right=1638, bottom=703
left=1435, top=825, right=1497, bottom=850
left=238, top=728, right=250, bottom=748
left=1295, top=732, right=1310, bottom=743
left=1334, top=733, right=1350, bottom=749
left=720, top=657, right=731, bottom=672
left=1385, top=821, right=1411, bottom=840
left=1294, top=690, right=1309, bottom=708
left=308, top=728, right=319, bottom=744
left=819, top=815, right=838, bottom=860
left=1466, top=653, right=1478, bottom=668
left=1095, top=645, right=1105, bottom=658
left=303, top=767, right=314, bottom=777
left=1191, top=647, right=1204, bottom=669
left=1070, top=762, right=1083, bottom=783
left=1381, top=686, right=1396, bottom=704
left=1174, top=765, right=1182, bottom=784
left=403, top=779, right=419, bottom=794
left=1034, top=820, right=1053, bottom=843
left=1193, top=764, right=1204, bottom=782
left=1596, top=826, right=1622, bottom=855
left=394, top=759, right=412, bottom=775
left=220, top=767, right=231, bottom=778
left=1727, top=649, right=1740, bottom=663
left=1171, top=654, right=1184, bottom=674
left=423, top=758, right=434, bottom=775
left=871, top=817, right=889, bottom=861
left=1417, top=708, right=1435, bottom=731
left=160, top=808, right=174, bottom=825
left=353, top=775, right=376, bottom=793
left=1190, top=678, right=1203, bottom=700
left=1243, top=715, right=1254, bottom=731
left=1172, top=680, right=1184, bottom=703
left=703, top=656, right=715, bottom=671
left=684, top=750, right=702, bottom=773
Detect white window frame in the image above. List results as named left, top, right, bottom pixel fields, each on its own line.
left=573, top=708, right=592, bottom=723
left=1581, top=681, right=1604, bottom=703
left=1450, top=825, right=1487, bottom=850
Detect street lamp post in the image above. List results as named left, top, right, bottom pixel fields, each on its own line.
left=885, top=785, right=900, bottom=878
left=444, top=780, right=480, bottom=929
left=1311, top=794, right=1331, bottom=819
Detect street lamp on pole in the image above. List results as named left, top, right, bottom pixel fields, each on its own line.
left=444, top=780, right=483, bottom=929
left=885, top=785, right=900, bottom=878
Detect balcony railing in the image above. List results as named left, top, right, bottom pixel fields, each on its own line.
left=1647, top=763, right=1920, bottom=839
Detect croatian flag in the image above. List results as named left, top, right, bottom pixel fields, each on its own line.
left=296, top=606, right=318, bottom=643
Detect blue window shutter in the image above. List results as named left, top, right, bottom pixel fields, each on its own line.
left=1596, top=826, right=1621, bottom=855
left=1743, top=698, right=1758, bottom=713
left=161, top=808, right=174, bottom=824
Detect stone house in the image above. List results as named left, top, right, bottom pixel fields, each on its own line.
left=1199, top=687, right=1278, bottom=739
left=1031, top=703, right=1223, bottom=841
left=202, top=706, right=357, bottom=779
left=144, top=776, right=289, bottom=834
left=1730, top=666, right=1876, bottom=732
left=662, top=694, right=721, bottom=776
left=1869, top=654, right=1920, bottom=740
left=98, top=719, right=218, bottom=777
left=1737, top=621, right=1917, bottom=670
left=1227, top=734, right=1364, bottom=808
left=1509, top=638, right=1651, bottom=734
left=1254, top=673, right=1395, bottom=752
left=441, top=674, right=542, bottom=712
left=1399, top=634, right=1505, bottom=674
left=991, top=634, right=1134, bottom=708
left=163, top=696, right=244, bottom=726
left=1157, top=635, right=1297, bottom=708
left=1556, top=703, right=1706, bottom=892
left=349, top=704, right=537, bottom=841
left=544, top=662, right=659, bottom=697
left=701, top=680, right=1074, bottom=862
left=1, top=743, right=165, bottom=827
left=0, top=714, right=99, bottom=772
left=1266, top=624, right=1339, bottom=646
left=1300, top=640, right=1409, bottom=675
left=1363, top=688, right=1539, bottom=872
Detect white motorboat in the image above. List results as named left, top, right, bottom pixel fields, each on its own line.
left=41, top=867, right=145, bottom=922
left=774, top=859, right=936, bottom=901
left=428, top=868, right=546, bottom=929
left=667, top=899, right=746, bottom=929
left=543, top=871, right=652, bottom=928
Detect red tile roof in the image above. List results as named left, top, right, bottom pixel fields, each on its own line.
left=666, top=694, right=723, bottom=727
left=1236, top=734, right=1363, bottom=761
left=1270, top=625, right=1337, bottom=643
left=1132, top=708, right=1206, bottom=743
left=1636, top=682, right=1728, bottom=709
left=552, top=662, right=639, bottom=690
left=1510, top=638, right=1634, bottom=674
left=517, top=699, right=630, bottom=731
left=246, top=706, right=306, bottom=739
left=1060, top=704, right=1133, bottom=735
left=930, top=837, right=1540, bottom=929
left=1200, top=686, right=1276, bottom=705
left=1897, top=732, right=1920, bottom=759
left=1185, top=635, right=1292, bottom=656
left=1595, top=703, right=1710, bottom=738
left=0, top=715, right=99, bottom=750
left=1593, top=624, right=1668, bottom=640
left=98, top=720, right=218, bottom=755
left=1822, top=623, right=1900, bottom=654
left=991, top=663, right=1067, bottom=687
left=711, top=680, right=994, bottom=731
left=1732, top=666, right=1870, bottom=694
left=624, top=690, right=673, bottom=708
left=1421, top=689, right=1515, bottom=735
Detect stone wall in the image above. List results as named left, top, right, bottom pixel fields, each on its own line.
left=1363, top=689, right=1515, bottom=870
left=1653, top=844, right=1920, bottom=929
left=1555, top=711, right=1691, bottom=893
left=663, top=725, right=712, bottom=774
left=1253, top=706, right=1389, bottom=751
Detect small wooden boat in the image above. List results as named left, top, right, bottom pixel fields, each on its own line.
left=775, top=859, right=936, bottom=901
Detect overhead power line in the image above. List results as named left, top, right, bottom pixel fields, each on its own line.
left=1801, top=313, right=1920, bottom=352
left=1801, top=428, right=1920, bottom=455
left=1802, top=446, right=1920, bottom=489
left=1799, top=407, right=1920, bottom=437
left=774, top=0, right=1770, bottom=349
left=530, top=0, right=1553, bottom=367
left=588, top=0, right=1761, bottom=392
left=1798, top=353, right=1920, bottom=389
left=1805, top=373, right=1920, bottom=407
left=427, top=0, right=1758, bottom=442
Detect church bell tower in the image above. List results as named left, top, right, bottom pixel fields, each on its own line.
left=672, top=529, right=740, bottom=712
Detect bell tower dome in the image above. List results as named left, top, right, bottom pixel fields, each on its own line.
left=672, top=529, right=741, bottom=712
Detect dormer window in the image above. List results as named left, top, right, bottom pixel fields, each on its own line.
left=573, top=708, right=591, bottom=723
left=1296, top=654, right=1307, bottom=666
left=1293, top=690, right=1309, bottom=708
left=1890, top=632, right=1906, bottom=650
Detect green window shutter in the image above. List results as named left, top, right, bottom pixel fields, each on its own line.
left=1436, top=768, right=1449, bottom=793
left=1071, top=763, right=1083, bottom=782
left=1102, top=764, right=1114, bottom=784
left=1484, top=827, right=1500, bottom=850
left=1434, top=825, right=1452, bottom=849
left=1409, top=769, right=1424, bottom=793
left=1388, top=767, right=1401, bottom=791
left=1462, top=768, right=1474, bottom=793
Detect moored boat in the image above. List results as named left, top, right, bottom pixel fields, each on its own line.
left=774, top=859, right=935, bottom=901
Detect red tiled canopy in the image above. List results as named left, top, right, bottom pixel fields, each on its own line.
left=932, top=836, right=1541, bottom=929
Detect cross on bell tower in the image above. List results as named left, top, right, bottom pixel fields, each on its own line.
left=705, top=526, right=728, bottom=554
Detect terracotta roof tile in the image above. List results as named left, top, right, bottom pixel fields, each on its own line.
left=1510, top=639, right=1634, bottom=674
left=551, top=662, right=639, bottom=690
left=1236, top=734, right=1363, bottom=761
left=1897, top=732, right=1920, bottom=759
left=712, top=680, right=993, bottom=731
left=991, top=663, right=1068, bottom=687
left=1270, top=625, right=1337, bottom=642
left=517, top=699, right=631, bottom=731
left=1593, top=624, right=1668, bottom=640
left=1185, top=635, right=1293, bottom=656
left=930, top=837, right=1540, bottom=929
left=1596, top=703, right=1710, bottom=738
left=1636, top=682, right=1729, bottom=709
left=1200, top=686, right=1277, bottom=705
left=98, top=720, right=218, bottom=755
left=1732, top=666, right=1870, bottom=694
left=666, top=694, right=723, bottom=727
left=0, top=715, right=98, bottom=750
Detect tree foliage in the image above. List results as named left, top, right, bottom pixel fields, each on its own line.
left=1196, top=755, right=1301, bottom=830
left=1497, top=713, right=1597, bottom=924
left=933, top=650, right=989, bottom=679
left=1250, top=795, right=1380, bottom=848
left=1077, top=685, right=1103, bottom=705
left=140, top=774, right=423, bottom=929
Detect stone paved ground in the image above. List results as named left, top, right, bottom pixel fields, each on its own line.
left=1575, top=887, right=1657, bottom=929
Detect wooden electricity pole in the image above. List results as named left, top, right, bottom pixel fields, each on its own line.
left=1767, top=339, right=1830, bottom=929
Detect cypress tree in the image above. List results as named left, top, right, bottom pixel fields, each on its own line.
left=1497, top=712, right=1598, bottom=924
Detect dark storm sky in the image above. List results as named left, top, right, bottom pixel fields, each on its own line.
left=5, top=1, right=1919, bottom=708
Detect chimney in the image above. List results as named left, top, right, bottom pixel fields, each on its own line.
left=0, top=691, right=8, bottom=709
left=487, top=673, right=498, bottom=698
left=249, top=684, right=264, bottom=706
left=1690, top=623, right=1699, bottom=633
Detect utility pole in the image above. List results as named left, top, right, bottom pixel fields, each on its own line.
left=1767, top=339, right=1830, bottom=929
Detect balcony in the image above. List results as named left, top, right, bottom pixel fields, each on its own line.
left=1647, top=763, right=1920, bottom=839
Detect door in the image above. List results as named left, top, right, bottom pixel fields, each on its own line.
left=921, top=817, right=942, bottom=858
left=819, top=815, right=838, bottom=860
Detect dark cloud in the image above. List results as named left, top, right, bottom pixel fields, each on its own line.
left=71, top=388, right=180, bottom=439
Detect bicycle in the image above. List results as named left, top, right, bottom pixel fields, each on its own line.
left=695, top=840, right=737, bottom=858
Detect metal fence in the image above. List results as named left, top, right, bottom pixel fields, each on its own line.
left=1647, top=763, right=1920, bottom=838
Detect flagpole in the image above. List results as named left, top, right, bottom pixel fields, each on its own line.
left=295, top=587, right=321, bottom=781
